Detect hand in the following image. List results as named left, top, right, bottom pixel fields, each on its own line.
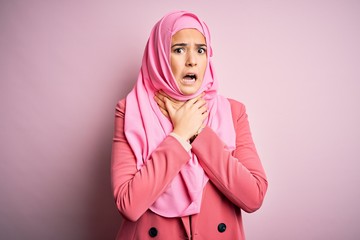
left=154, top=90, right=185, bottom=118
left=164, top=93, right=208, bottom=141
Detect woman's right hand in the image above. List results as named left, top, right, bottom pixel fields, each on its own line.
left=164, top=94, right=208, bottom=141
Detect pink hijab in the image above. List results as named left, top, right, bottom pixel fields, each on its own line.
left=124, top=10, right=236, bottom=217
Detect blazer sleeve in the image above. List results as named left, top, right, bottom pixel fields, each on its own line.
left=191, top=99, right=268, bottom=213
left=111, top=99, right=190, bottom=221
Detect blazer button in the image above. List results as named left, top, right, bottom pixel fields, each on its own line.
left=148, top=227, right=158, bottom=237
left=217, top=223, right=226, bottom=233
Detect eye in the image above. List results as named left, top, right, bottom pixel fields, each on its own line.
left=173, top=48, right=185, bottom=54
left=198, top=47, right=207, bottom=54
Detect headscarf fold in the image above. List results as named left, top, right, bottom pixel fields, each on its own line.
left=124, top=10, right=236, bottom=217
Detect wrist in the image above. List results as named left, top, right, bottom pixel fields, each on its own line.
left=189, top=127, right=204, bottom=144
left=169, top=132, right=192, bottom=151
left=172, top=129, right=191, bottom=141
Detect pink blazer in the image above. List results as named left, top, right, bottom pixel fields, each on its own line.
left=111, top=98, right=268, bottom=239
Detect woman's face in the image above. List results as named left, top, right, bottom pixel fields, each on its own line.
left=170, top=29, right=207, bottom=95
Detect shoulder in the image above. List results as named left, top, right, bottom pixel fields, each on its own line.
left=227, top=98, right=246, bottom=120
left=115, top=98, right=126, bottom=117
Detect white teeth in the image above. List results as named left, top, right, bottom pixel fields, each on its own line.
left=182, top=74, right=196, bottom=85
left=184, top=74, right=196, bottom=80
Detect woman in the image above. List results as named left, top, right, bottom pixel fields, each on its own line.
left=111, top=10, right=268, bottom=239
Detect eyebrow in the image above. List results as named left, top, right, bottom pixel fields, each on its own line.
left=171, top=43, right=207, bottom=48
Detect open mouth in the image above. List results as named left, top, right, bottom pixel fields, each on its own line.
left=182, top=73, right=197, bottom=84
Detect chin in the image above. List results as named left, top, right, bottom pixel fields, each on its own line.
left=177, top=77, right=203, bottom=95
left=180, top=86, right=201, bottom=95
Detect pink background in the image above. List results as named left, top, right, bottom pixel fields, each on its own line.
left=1, top=1, right=359, bottom=239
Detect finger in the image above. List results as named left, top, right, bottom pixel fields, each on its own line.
left=195, top=92, right=206, bottom=102
left=202, top=109, right=209, bottom=119
left=156, top=91, right=173, bottom=106
left=186, top=94, right=204, bottom=106
left=156, top=90, right=166, bottom=101
left=159, top=107, right=169, bottom=118
left=192, top=98, right=207, bottom=110
left=158, top=90, right=175, bottom=102
left=154, top=95, right=166, bottom=109
left=198, top=104, right=208, bottom=114
left=164, top=97, right=176, bottom=117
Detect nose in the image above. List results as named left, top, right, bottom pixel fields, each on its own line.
left=185, top=51, right=197, bottom=67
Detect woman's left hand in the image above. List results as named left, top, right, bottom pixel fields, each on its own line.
left=154, top=91, right=207, bottom=140
left=154, top=90, right=185, bottom=118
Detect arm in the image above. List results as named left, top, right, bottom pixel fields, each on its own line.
left=191, top=99, right=268, bottom=212
left=111, top=100, right=190, bottom=221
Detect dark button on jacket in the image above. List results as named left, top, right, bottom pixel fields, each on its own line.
left=218, top=223, right=227, bottom=233
left=149, top=227, right=158, bottom=237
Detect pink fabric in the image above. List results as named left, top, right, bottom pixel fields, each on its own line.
left=124, top=10, right=236, bottom=217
